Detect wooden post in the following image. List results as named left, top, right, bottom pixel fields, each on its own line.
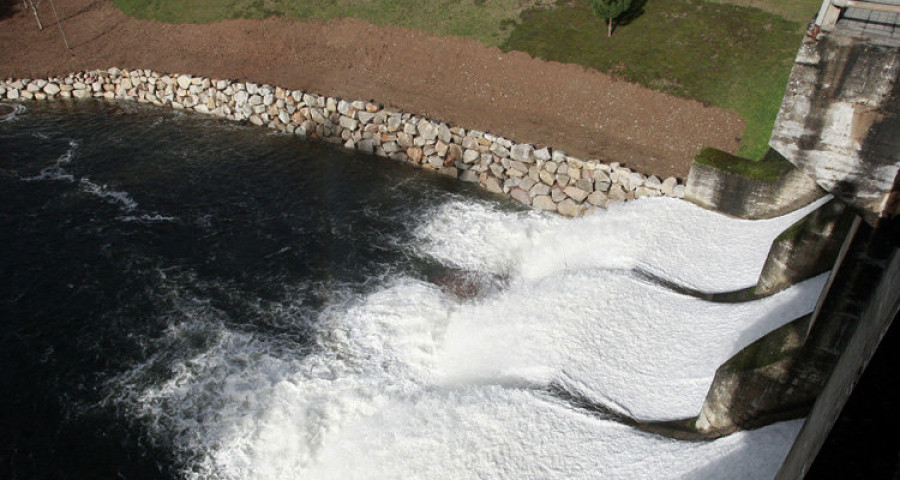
left=47, top=0, right=70, bottom=50
left=25, top=0, right=44, bottom=30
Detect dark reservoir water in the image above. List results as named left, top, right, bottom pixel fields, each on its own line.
left=0, top=100, right=506, bottom=479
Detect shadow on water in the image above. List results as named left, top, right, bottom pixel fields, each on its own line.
left=0, top=0, right=19, bottom=20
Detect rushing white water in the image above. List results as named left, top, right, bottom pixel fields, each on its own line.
left=114, top=196, right=827, bottom=480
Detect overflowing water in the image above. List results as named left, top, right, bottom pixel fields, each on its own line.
left=0, top=101, right=824, bottom=479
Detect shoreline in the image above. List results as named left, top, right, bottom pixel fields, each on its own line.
left=0, top=0, right=745, bottom=179
left=2, top=68, right=685, bottom=216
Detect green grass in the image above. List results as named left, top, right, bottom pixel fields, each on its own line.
left=694, top=147, right=794, bottom=181
left=706, top=0, right=823, bottom=25
left=112, top=0, right=549, bottom=46
left=112, top=0, right=815, bottom=159
left=502, top=0, right=810, bottom=159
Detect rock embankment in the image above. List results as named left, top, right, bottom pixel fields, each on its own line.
left=2, top=68, right=685, bottom=215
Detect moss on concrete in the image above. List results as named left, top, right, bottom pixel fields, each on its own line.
left=694, top=147, right=795, bottom=181
left=724, top=315, right=810, bottom=372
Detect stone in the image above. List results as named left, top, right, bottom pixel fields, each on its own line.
left=358, top=111, right=376, bottom=124
left=519, top=178, right=536, bottom=192
left=535, top=147, right=552, bottom=161
left=661, top=177, right=678, bottom=196
left=462, top=136, right=478, bottom=150
left=629, top=172, right=646, bottom=189
left=6, top=88, right=19, bottom=100
left=337, top=100, right=352, bottom=115
left=490, top=143, right=510, bottom=158
left=673, top=185, right=686, bottom=198
left=574, top=179, right=594, bottom=193
left=310, top=109, right=327, bottom=124
left=510, top=144, right=535, bottom=163
left=510, top=160, right=529, bottom=174
left=539, top=170, right=555, bottom=186
left=588, top=191, right=609, bottom=206
left=435, top=141, right=449, bottom=157
left=556, top=174, right=571, bottom=187
left=382, top=142, right=400, bottom=154
left=447, top=144, right=463, bottom=163
left=460, top=170, right=479, bottom=183
left=177, top=75, right=191, bottom=90
left=530, top=183, right=551, bottom=197
left=543, top=161, right=558, bottom=174
left=339, top=116, right=359, bottom=131
left=645, top=175, right=662, bottom=189
left=490, top=163, right=506, bottom=178
left=483, top=175, right=503, bottom=193
left=532, top=195, right=556, bottom=211
left=551, top=187, right=567, bottom=203
left=418, top=121, right=439, bottom=141
left=567, top=166, right=581, bottom=182
left=438, top=124, right=452, bottom=143
left=42, top=83, right=60, bottom=95
left=438, top=167, right=458, bottom=178
left=407, top=147, right=424, bottom=164
left=510, top=188, right=531, bottom=205
left=642, top=186, right=663, bottom=198
left=73, top=89, right=90, bottom=99
left=557, top=199, right=584, bottom=217
left=397, top=132, right=414, bottom=148
left=593, top=170, right=611, bottom=183
left=609, top=185, right=628, bottom=202
left=564, top=186, right=589, bottom=203
left=463, top=149, right=480, bottom=164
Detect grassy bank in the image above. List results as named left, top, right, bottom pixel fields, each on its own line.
left=112, top=0, right=549, bottom=46
left=502, top=0, right=818, bottom=159
left=112, top=0, right=819, bottom=159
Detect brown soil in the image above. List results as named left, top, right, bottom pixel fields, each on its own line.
left=0, top=0, right=745, bottom=178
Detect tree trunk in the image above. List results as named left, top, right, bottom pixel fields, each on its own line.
left=607, top=17, right=613, bottom=37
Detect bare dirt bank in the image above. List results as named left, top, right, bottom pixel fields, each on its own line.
left=0, top=0, right=745, bottom=178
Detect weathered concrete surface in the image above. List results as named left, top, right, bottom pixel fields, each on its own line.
left=684, top=148, right=825, bottom=219
left=697, top=215, right=898, bottom=440
left=755, top=198, right=857, bottom=296
left=775, top=220, right=900, bottom=480
left=770, top=33, right=900, bottom=226
left=695, top=315, right=814, bottom=436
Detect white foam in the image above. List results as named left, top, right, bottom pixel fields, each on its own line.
left=0, top=102, right=25, bottom=122
left=414, top=196, right=830, bottom=293
left=437, top=270, right=828, bottom=420
left=22, top=139, right=78, bottom=182
left=79, top=177, right=140, bottom=212
left=112, top=196, right=829, bottom=479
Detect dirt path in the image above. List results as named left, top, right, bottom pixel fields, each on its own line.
left=0, top=0, right=744, bottom=178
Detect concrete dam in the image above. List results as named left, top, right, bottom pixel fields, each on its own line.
left=0, top=1, right=897, bottom=478
left=682, top=1, right=899, bottom=477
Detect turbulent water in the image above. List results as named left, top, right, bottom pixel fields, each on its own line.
left=1, top=101, right=826, bottom=479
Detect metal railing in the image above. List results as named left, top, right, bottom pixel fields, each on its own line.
left=816, top=1, right=900, bottom=29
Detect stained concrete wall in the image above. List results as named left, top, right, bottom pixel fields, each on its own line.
left=770, top=33, right=900, bottom=226
left=775, top=220, right=900, bottom=480
left=684, top=148, right=824, bottom=219
left=755, top=198, right=857, bottom=296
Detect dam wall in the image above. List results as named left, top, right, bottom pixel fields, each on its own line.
left=1, top=69, right=685, bottom=217
left=770, top=29, right=900, bottom=226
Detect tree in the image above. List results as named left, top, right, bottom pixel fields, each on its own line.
left=589, top=0, right=633, bottom=38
